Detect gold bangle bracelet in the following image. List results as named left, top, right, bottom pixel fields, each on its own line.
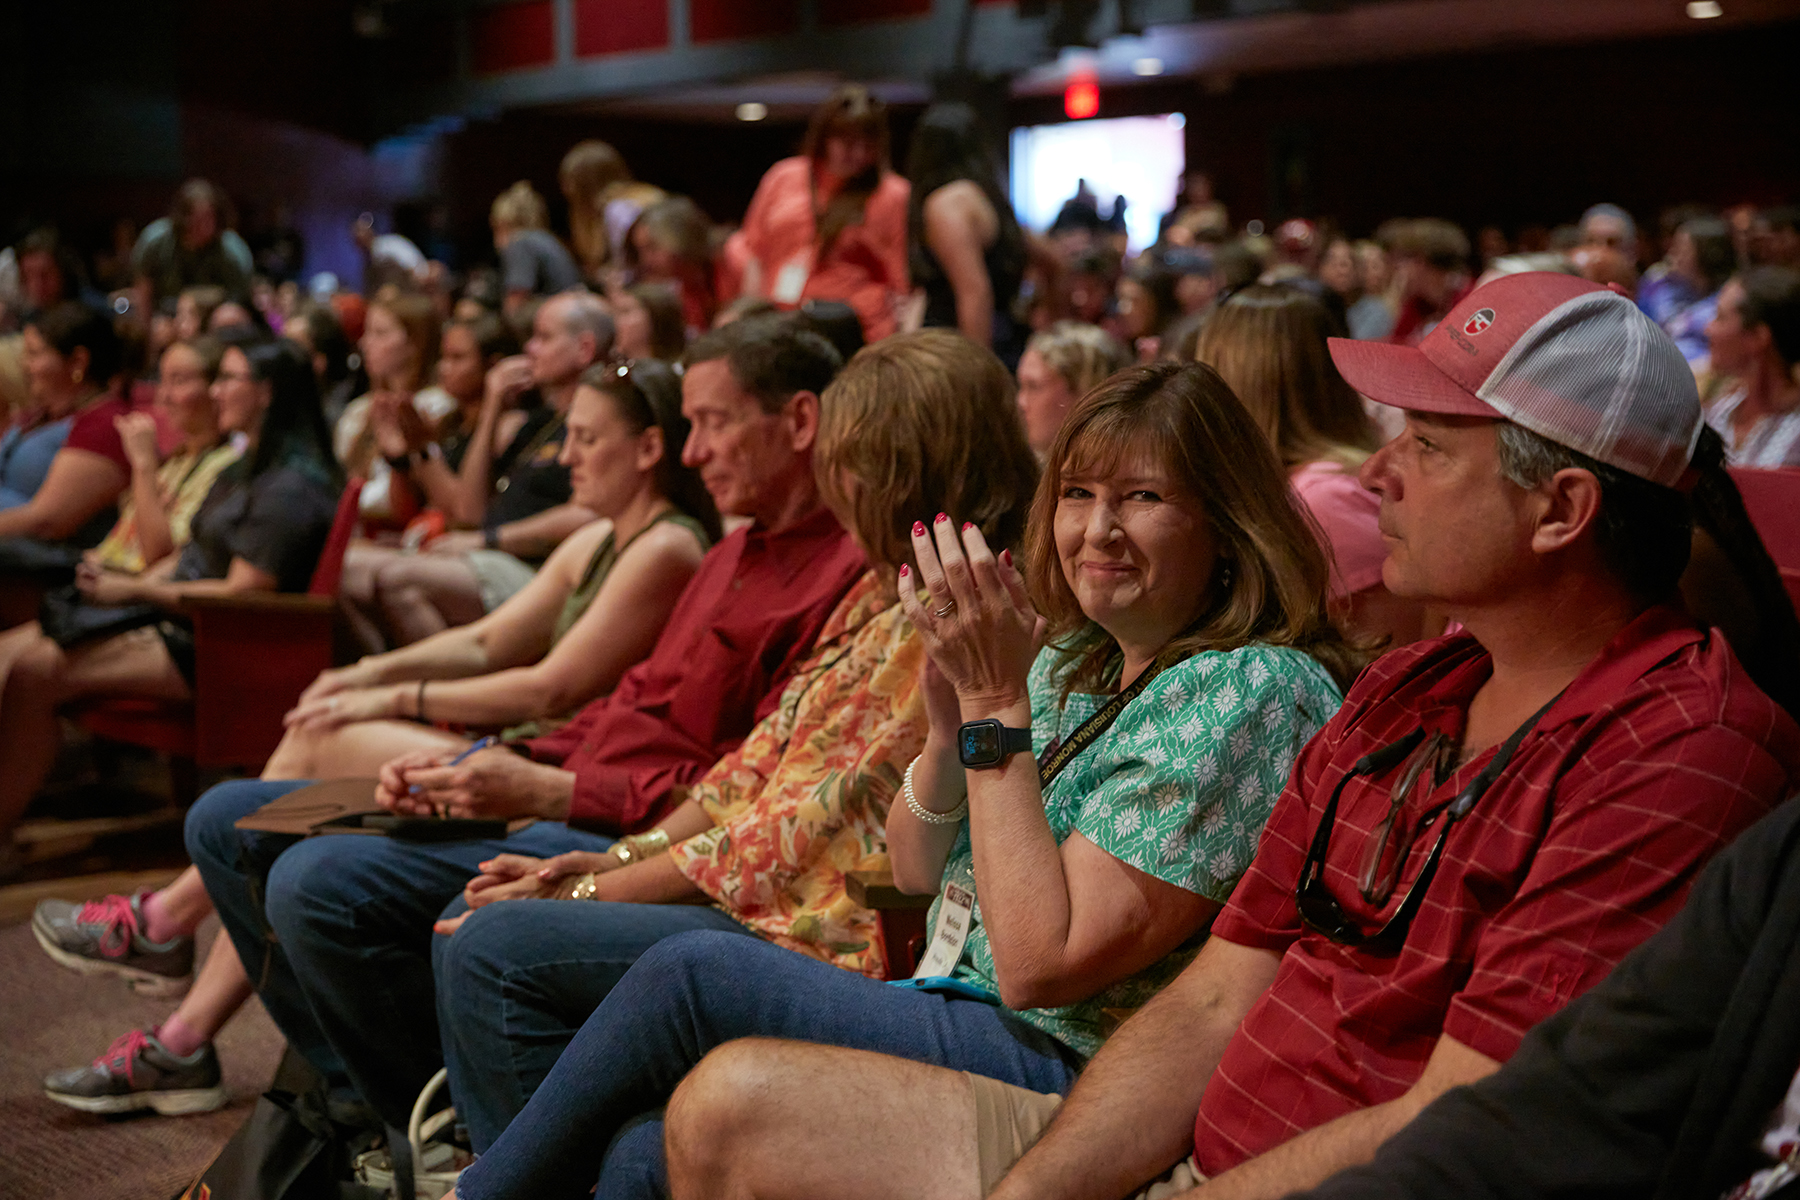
left=624, top=828, right=672, bottom=860
left=567, top=872, right=599, bottom=901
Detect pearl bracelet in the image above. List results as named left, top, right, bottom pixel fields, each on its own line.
left=902, top=755, right=968, bottom=825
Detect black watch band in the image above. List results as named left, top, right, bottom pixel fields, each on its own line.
left=957, top=719, right=1034, bottom=769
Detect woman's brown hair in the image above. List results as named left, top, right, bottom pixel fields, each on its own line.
left=1194, top=284, right=1378, bottom=471
left=1024, top=360, right=1365, bottom=695
left=625, top=281, right=689, bottom=361
left=802, top=85, right=891, bottom=257
left=369, top=292, right=442, bottom=392
left=816, top=329, right=1038, bottom=577
left=560, top=140, right=631, bottom=274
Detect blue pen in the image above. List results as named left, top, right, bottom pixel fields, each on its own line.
left=409, top=735, right=500, bottom=803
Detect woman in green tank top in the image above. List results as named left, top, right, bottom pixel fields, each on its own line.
left=265, top=358, right=720, bottom=778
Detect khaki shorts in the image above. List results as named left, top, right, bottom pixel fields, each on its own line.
left=964, top=1073, right=1206, bottom=1198
left=464, top=548, right=537, bottom=612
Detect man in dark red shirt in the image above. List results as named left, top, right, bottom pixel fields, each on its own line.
left=182, top=314, right=865, bottom=1138
left=656, top=274, right=1800, bottom=1200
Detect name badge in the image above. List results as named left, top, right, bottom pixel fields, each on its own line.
left=913, top=874, right=975, bottom=980
left=772, top=259, right=809, bottom=304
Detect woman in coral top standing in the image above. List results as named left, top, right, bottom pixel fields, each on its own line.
left=737, top=85, right=911, bottom=343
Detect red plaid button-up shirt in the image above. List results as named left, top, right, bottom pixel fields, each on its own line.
left=1196, top=605, right=1800, bottom=1175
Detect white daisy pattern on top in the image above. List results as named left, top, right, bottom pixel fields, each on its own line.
left=923, top=636, right=1344, bottom=1058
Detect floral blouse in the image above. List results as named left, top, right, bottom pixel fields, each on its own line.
left=927, top=637, right=1344, bottom=1058
left=670, top=571, right=926, bottom=977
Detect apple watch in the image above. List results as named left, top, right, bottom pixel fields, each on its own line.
left=957, top=719, right=1034, bottom=769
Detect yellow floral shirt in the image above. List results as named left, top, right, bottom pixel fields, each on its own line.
left=93, top=441, right=241, bottom=573
left=670, top=571, right=925, bottom=978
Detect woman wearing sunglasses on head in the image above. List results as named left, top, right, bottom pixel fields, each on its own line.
left=444, top=360, right=1362, bottom=1200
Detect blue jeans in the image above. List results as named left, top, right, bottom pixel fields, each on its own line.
left=433, top=898, right=750, bottom=1150
left=453, top=930, right=1087, bottom=1200
left=184, top=777, right=611, bottom=1129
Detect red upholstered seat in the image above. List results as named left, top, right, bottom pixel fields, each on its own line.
left=73, top=480, right=364, bottom=792
left=1728, top=467, right=1800, bottom=611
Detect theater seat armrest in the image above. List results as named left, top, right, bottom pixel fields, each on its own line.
left=846, top=869, right=938, bottom=911
left=182, top=592, right=338, bottom=616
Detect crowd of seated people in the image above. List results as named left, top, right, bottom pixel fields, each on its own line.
left=6, top=81, right=1800, bottom=1200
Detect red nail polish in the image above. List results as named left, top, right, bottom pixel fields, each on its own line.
left=1002, top=549, right=1013, bottom=566
left=912, top=521, right=926, bottom=536
left=935, top=512, right=949, bottom=523
left=899, top=564, right=909, bottom=576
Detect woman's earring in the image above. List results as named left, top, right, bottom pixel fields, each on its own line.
left=1219, top=560, right=1234, bottom=590
left=71, top=368, right=83, bottom=384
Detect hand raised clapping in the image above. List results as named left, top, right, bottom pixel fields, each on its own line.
left=896, top=514, right=1043, bottom=713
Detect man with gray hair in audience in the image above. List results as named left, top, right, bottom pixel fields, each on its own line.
left=345, top=288, right=614, bottom=647
left=1580, top=202, right=1639, bottom=259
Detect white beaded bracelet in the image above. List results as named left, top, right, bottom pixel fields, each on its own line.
left=902, top=755, right=968, bottom=825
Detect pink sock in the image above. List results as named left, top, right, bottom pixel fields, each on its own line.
left=156, top=1013, right=207, bottom=1058
left=139, top=890, right=181, bottom=944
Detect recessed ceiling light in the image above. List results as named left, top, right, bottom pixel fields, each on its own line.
left=736, top=102, right=768, bottom=122
left=1132, top=57, right=1165, bottom=76
left=1687, top=1, right=1722, bottom=16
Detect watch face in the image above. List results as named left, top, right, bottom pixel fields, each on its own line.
left=960, top=721, right=1002, bottom=766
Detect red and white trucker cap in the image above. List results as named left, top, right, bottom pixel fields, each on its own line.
left=1328, top=272, right=1702, bottom=488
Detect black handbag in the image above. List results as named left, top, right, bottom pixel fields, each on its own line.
left=174, top=1048, right=384, bottom=1200
left=36, top=583, right=162, bottom=648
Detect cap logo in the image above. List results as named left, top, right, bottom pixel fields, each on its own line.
left=1462, top=308, right=1495, bottom=336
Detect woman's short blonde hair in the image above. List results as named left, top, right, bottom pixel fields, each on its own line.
left=490, top=181, right=550, bottom=232
left=1026, top=321, right=1132, bottom=398
left=1024, top=360, right=1362, bottom=695
left=817, top=329, right=1038, bottom=574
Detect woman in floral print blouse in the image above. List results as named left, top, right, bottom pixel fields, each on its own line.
left=427, top=328, right=1040, bottom=1150
left=443, top=360, right=1370, bottom=1200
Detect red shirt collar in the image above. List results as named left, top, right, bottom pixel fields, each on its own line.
left=1412, top=604, right=1705, bottom=738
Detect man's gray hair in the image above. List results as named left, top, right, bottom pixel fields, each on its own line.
left=555, top=289, right=615, bottom=360
left=1495, top=420, right=1595, bottom=490
left=1579, top=203, right=1638, bottom=250
left=1495, top=419, right=1695, bottom=603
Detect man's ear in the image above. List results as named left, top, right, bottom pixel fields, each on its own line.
left=1530, top=467, right=1604, bottom=555
left=784, top=390, right=820, bottom=454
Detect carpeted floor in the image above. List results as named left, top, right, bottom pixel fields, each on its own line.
left=0, top=912, right=285, bottom=1200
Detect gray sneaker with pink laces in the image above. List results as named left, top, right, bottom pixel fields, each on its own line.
left=43, top=1028, right=227, bottom=1115
left=31, top=890, right=195, bottom=996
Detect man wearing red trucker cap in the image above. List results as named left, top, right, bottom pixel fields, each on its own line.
left=654, top=273, right=1800, bottom=1200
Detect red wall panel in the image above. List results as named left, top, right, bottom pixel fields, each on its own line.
left=471, top=1, right=556, bottom=74
left=575, top=0, right=669, bottom=56
left=688, top=0, right=800, bottom=42
left=819, top=0, right=931, bottom=26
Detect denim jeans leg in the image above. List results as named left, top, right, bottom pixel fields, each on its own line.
left=454, top=930, right=1086, bottom=1200
left=184, top=778, right=347, bottom=1080
left=593, top=1116, right=669, bottom=1200
left=258, top=817, right=612, bottom=1129
left=433, top=898, right=751, bottom=1151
